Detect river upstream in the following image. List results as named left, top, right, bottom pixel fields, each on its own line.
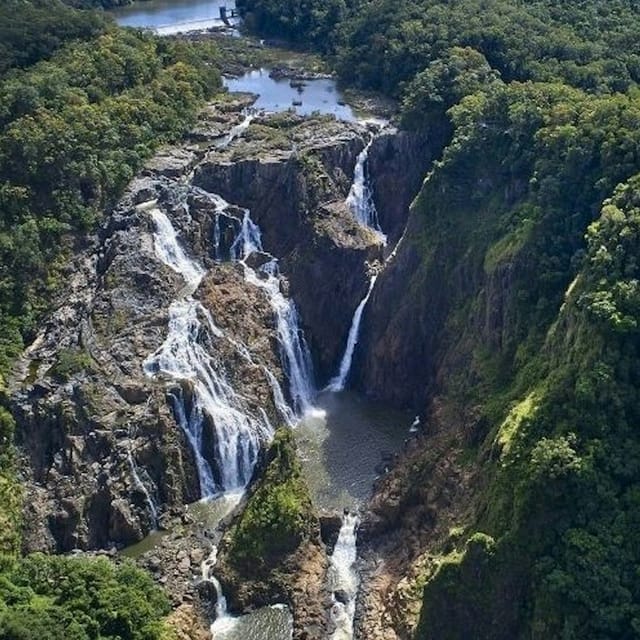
left=109, top=5, right=414, bottom=639
left=112, top=0, right=237, bottom=34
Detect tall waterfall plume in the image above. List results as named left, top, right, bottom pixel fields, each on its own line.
left=327, top=274, right=378, bottom=392
left=227, top=208, right=316, bottom=415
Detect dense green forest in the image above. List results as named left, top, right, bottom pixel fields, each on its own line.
left=404, top=82, right=640, bottom=638
left=0, top=555, right=172, bottom=640
left=238, top=0, right=640, bottom=637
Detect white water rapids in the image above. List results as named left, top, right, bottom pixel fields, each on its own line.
left=143, top=207, right=273, bottom=496
left=228, top=208, right=316, bottom=414
left=143, top=186, right=316, bottom=495
left=126, top=447, right=159, bottom=530
left=202, top=546, right=293, bottom=640
left=328, top=513, right=360, bottom=640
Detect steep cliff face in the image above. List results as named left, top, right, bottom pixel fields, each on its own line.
left=368, top=130, right=432, bottom=247
left=10, top=175, right=289, bottom=552
left=193, top=114, right=380, bottom=382
left=353, top=83, right=640, bottom=640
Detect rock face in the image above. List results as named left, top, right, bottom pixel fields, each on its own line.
left=7, top=86, right=436, bottom=640
left=193, top=115, right=433, bottom=383
left=11, top=177, right=289, bottom=552
left=214, top=429, right=330, bottom=640
left=368, top=129, right=431, bottom=247
left=193, top=113, right=386, bottom=382
left=8, top=101, right=421, bottom=554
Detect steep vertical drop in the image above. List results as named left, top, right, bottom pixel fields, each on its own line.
left=228, top=209, right=316, bottom=415
left=346, top=137, right=385, bottom=241
left=188, top=188, right=314, bottom=418
left=327, top=275, right=378, bottom=392
left=143, top=207, right=272, bottom=497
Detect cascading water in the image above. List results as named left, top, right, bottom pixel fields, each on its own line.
left=149, top=207, right=205, bottom=290
left=327, top=274, right=378, bottom=392
left=184, top=187, right=314, bottom=418
left=202, top=548, right=232, bottom=630
left=227, top=209, right=316, bottom=415
left=126, top=446, right=159, bottom=529
left=325, top=132, right=389, bottom=393
left=328, top=513, right=360, bottom=640
left=244, top=258, right=315, bottom=415
left=202, top=546, right=293, bottom=640
left=217, top=111, right=257, bottom=149
left=143, top=207, right=272, bottom=496
left=346, top=138, right=385, bottom=242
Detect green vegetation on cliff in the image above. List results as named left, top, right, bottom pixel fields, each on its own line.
left=225, top=428, right=316, bottom=571
left=236, top=0, right=346, bottom=51
left=0, top=0, right=221, bottom=381
left=238, top=0, right=640, bottom=637
left=240, top=0, right=640, bottom=128
left=0, top=408, right=20, bottom=555
left=0, top=2, right=224, bottom=635
left=0, top=554, right=173, bottom=640
left=403, top=82, right=640, bottom=638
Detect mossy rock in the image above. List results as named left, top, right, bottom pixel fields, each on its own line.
left=416, top=533, right=526, bottom=640
left=225, top=428, right=316, bottom=573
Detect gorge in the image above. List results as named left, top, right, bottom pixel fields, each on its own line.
left=8, top=52, right=431, bottom=638
left=3, top=1, right=640, bottom=639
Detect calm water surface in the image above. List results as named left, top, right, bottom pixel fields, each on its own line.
left=224, top=69, right=356, bottom=121
left=112, top=0, right=236, bottom=34
left=296, top=390, right=413, bottom=511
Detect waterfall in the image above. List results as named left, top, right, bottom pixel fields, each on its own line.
left=143, top=208, right=272, bottom=497
left=202, top=547, right=235, bottom=635
left=186, top=187, right=314, bottom=419
left=126, top=446, right=159, bottom=529
left=227, top=209, right=316, bottom=415
left=217, top=111, right=256, bottom=149
left=327, top=275, right=378, bottom=393
left=263, top=366, right=297, bottom=427
left=149, top=208, right=204, bottom=291
left=346, top=138, right=385, bottom=241
left=244, top=258, right=315, bottom=415
left=328, top=513, right=360, bottom=640
left=202, top=546, right=294, bottom=639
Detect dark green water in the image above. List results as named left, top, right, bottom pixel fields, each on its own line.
left=296, top=390, right=413, bottom=511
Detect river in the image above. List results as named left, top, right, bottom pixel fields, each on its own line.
left=112, top=0, right=236, bottom=34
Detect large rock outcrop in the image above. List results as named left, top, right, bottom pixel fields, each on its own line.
left=8, top=102, right=422, bottom=553
left=214, top=428, right=330, bottom=640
